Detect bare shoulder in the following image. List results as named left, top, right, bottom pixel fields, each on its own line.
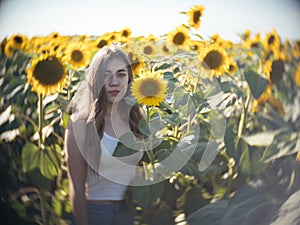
left=65, top=117, right=86, bottom=153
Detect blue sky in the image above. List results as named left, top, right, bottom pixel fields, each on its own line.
left=0, top=0, right=299, bottom=42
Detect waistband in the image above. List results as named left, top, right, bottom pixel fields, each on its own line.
left=87, top=199, right=125, bottom=205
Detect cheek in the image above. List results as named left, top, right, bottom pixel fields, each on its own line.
left=104, top=82, right=110, bottom=93
left=121, top=78, right=129, bottom=90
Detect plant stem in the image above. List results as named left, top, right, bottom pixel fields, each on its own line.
left=39, top=191, right=48, bottom=225
left=38, top=93, right=44, bottom=148
left=237, top=89, right=252, bottom=139
left=67, top=70, right=74, bottom=101
left=146, top=105, right=155, bottom=179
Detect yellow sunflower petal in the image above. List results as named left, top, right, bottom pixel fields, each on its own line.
left=63, top=42, right=90, bottom=69
left=167, top=25, right=190, bottom=47
left=199, top=44, right=229, bottom=77
left=131, top=70, right=168, bottom=107
left=187, top=5, right=205, bottom=29
left=27, top=54, right=67, bottom=96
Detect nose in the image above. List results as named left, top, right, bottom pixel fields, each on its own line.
left=109, top=75, right=119, bottom=86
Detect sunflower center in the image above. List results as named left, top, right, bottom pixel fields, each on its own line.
left=163, top=45, right=169, bottom=53
left=14, top=36, right=23, bottom=44
left=203, top=50, right=223, bottom=69
left=33, top=57, right=65, bottom=85
left=193, top=11, right=201, bottom=23
left=296, top=40, right=300, bottom=49
left=229, top=64, right=235, bottom=72
left=97, top=40, right=108, bottom=48
left=112, top=36, right=118, bottom=41
left=268, top=35, right=275, bottom=45
left=144, top=46, right=153, bottom=55
left=251, top=42, right=259, bottom=48
left=122, top=30, right=129, bottom=37
left=191, top=44, right=199, bottom=51
left=173, top=32, right=185, bottom=45
left=270, top=60, right=285, bottom=84
left=71, top=50, right=83, bottom=62
left=140, top=79, right=160, bottom=97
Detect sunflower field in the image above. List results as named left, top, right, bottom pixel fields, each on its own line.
left=1, top=4, right=300, bottom=225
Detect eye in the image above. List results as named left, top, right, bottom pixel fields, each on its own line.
left=104, top=73, right=111, bottom=78
left=117, top=72, right=127, bottom=77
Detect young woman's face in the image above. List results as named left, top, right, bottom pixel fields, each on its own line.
left=104, top=57, right=130, bottom=104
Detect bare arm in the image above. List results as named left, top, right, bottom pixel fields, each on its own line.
left=65, top=119, right=88, bottom=225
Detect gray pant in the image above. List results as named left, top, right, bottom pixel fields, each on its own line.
left=87, top=201, right=134, bottom=225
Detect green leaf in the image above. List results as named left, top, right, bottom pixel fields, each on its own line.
left=140, top=207, right=174, bottom=225
left=173, top=87, right=196, bottom=116
left=244, top=69, right=269, bottom=99
left=1, top=76, right=24, bottom=97
left=112, top=132, right=143, bottom=157
left=131, top=178, right=165, bottom=208
left=238, top=139, right=266, bottom=177
left=165, top=113, right=180, bottom=126
left=53, top=191, right=63, bottom=216
left=112, top=141, right=139, bottom=157
left=242, top=131, right=275, bottom=146
left=238, top=139, right=251, bottom=175
left=270, top=190, right=300, bottom=225
left=187, top=200, right=229, bottom=225
left=22, top=143, right=59, bottom=180
left=198, top=141, right=219, bottom=171
left=22, top=143, right=40, bottom=172
left=261, top=132, right=299, bottom=162
left=158, top=142, right=196, bottom=171
left=123, top=95, right=137, bottom=106
left=62, top=112, right=70, bottom=128
left=154, top=63, right=172, bottom=71
left=26, top=168, right=53, bottom=190
left=138, top=119, right=151, bottom=137
left=183, top=187, right=210, bottom=216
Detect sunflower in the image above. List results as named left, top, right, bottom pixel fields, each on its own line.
left=251, top=85, right=272, bottom=113
left=131, top=70, right=168, bottom=107
left=50, top=32, right=60, bottom=39
left=293, top=40, right=300, bottom=57
left=295, top=63, right=300, bottom=87
left=199, top=44, right=229, bottom=77
left=63, top=43, right=90, bottom=69
left=95, top=35, right=110, bottom=49
left=8, top=34, right=27, bottom=49
left=270, top=59, right=285, bottom=84
left=126, top=51, right=145, bottom=75
left=241, top=29, right=252, bottom=41
left=27, top=54, right=67, bottom=96
left=138, top=41, right=157, bottom=56
left=146, top=34, right=158, bottom=42
left=189, top=40, right=204, bottom=52
left=167, top=25, right=190, bottom=47
left=4, top=42, right=14, bottom=58
left=263, top=29, right=280, bottom=51
left=227, top=59, right=238, bottom=74
left=119, top=27, right=132, bottom=43
left=187, top=5, right=205, bottom=29
left=244, top=34, right=263, bottom=56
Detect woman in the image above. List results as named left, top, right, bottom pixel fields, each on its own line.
left=65, top=45, right=144, bottom=225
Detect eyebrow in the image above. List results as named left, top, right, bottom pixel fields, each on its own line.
left=105, top=68, right=127, bottom=73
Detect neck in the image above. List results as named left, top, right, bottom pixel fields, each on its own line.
left=105, top=102, right=129, bottom=122
left=105, top=102, right=121, bottom=119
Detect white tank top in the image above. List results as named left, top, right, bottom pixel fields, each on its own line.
left=86, top=132, right=143, bottom=200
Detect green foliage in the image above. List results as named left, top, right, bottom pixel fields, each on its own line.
left=244, top=69, right=269, bottom=99
left=1, top=35, right=300, bottom=225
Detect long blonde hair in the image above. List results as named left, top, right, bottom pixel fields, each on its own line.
left=70, top=45, right=144, bottom=172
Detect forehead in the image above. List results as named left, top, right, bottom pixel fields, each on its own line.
left=105, top=57, right=128, bottom=72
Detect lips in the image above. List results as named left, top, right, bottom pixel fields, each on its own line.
left=108, top=90, right=120, bottom=96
